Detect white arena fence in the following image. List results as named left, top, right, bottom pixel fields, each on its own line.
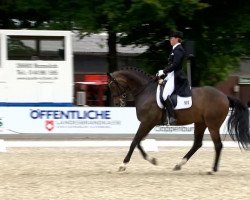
left=0, top=139, right=239, bottom=150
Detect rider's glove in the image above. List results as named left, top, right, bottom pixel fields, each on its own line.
left=156, top=70, right=165, bottom=78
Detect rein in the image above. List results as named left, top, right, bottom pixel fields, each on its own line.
left=108, top=73, right=129, bottom=107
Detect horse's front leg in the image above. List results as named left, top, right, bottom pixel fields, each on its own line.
left=118, top=138, right=138, bottom=172
left=118, top=122, right=155, bottom=172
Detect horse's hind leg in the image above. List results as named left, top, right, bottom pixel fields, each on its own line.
left=208, top=128, right=223, bottom=172
left=173, top=122, right=206, bottom=171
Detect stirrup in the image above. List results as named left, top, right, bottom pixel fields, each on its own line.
left=163, top=114, right=176, bottom=126
left=169, top=117, right=177, bottom=125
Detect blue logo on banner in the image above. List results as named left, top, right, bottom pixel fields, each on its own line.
left=30, top=109, right=111, bottom=120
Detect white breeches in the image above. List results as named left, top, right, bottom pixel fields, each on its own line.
left=162, top=71, right=175, bottom=99
left=156, top=71, right=175, bottom=108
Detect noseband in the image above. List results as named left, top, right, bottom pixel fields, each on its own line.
left=108, top=73, right=128, bottom=107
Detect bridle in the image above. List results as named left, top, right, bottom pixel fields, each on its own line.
left=108, top=73, right=129, bottom=107
left=108, top=73, right=157, bottom=107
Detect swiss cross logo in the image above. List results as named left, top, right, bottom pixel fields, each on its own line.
left=45, top=120, right=54, bottom=131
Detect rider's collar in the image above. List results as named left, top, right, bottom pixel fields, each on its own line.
left=173, top=43, right=181, bottom=50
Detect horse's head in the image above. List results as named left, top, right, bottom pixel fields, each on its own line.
left=107, top=72, right=129, bottom=107
left=107, top=68, right=155, bottom=106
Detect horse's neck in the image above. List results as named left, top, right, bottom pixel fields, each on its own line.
left=124, top=73, right=147, bottom=92
left=122, top=72, right=155, bottom=97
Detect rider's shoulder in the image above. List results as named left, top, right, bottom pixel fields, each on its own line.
left=174, top=45, right=185, bottom=54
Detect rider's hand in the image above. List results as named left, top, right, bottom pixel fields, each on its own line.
left=156, top=70, right=165, bottom=78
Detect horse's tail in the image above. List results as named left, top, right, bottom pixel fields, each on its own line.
left=227, top=96, right=250, bottom=149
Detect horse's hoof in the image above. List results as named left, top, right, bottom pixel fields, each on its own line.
left=150, top=158, right=158, bottom=165
left=118, top=165, right=126, bottom=172
left=206, top=171, right=214, bottom=175
left=173, top=164, right=181, bottom=171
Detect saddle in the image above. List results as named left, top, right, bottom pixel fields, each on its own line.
left=157, top=70, right=192, bottom=109
left=159, top=83, right=192, bottom=109
left=157, top=71, right=192, bottom=125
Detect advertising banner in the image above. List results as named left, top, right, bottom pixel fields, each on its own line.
left=0, top=107, right=140, bottom=134
left=0, top=107, right=231, bottom=135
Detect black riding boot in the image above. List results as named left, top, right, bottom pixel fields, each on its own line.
left=165, top=96, right=177, bottom=125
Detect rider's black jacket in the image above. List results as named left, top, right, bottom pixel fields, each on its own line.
left=163, top=44, right=191, bottom=97
left=163, top=44, right=185, bottom=74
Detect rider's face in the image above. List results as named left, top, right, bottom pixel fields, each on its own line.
left=169, top=37, right=178, bottom=46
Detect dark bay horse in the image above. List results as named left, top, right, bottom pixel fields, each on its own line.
left=107, top=68, right=250, bottom=173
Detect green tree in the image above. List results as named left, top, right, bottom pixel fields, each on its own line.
left=3, top=0, right=250, bottom=86
left=8, top=0, right=128, bottom=72
left=185, top=0, right=250, bottom=85
left=117, top=0, right=250, bottom=86
left=8, top=0, right=206, bottom=73
left=0, top=0, right=18, bottom=28
left=117, top=0, right=207, bottom=74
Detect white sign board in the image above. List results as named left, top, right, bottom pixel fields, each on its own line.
left=0, top=107, right=231, bottom=135
left=0, top=107, right=139, bottom=134
left=0, top=30, right=73, bottom=106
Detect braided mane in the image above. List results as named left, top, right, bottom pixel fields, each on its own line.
left=120, top=67, right=153, bottom=81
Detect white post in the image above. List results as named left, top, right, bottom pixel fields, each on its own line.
left=0, top=139, right=7, bottom=152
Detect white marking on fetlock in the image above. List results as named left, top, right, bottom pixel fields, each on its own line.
left=118, top=163, right=127, bottom=172
left=145, top=156, right=157, bottom=165
left=178, top=158, right=188, bottom=166
left=173, top=158, right=188, bottom=171
left=146, top=156, right=152, bottom=162
left=146, top=156, right=153, bottom=163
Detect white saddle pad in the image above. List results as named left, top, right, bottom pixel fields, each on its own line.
left=156, top=85, right=192, bottom=110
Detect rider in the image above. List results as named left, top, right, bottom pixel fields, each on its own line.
left=157, top=31, right=186, bottom=125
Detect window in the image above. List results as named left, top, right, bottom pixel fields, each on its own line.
left=7, top=36, right=65, bottom=60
